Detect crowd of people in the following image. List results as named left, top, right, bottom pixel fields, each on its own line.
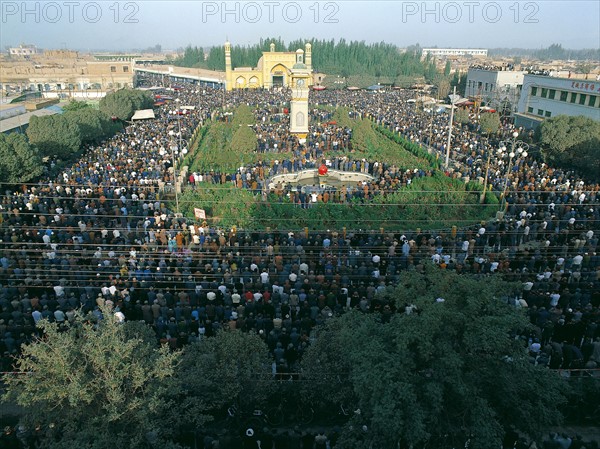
left=1, top=76, right=599, bottom=446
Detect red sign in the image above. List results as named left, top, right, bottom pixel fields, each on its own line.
left=571, top=81, right=600, bottom=93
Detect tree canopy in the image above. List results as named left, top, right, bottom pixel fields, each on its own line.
left=172, top=330, right=272, bottom=436
left=2, top=307, right=180, bottom=449
left=61, top=100, right=91, bottom=113
left=537, top=115, right=600, bottom=181
left=479, top=112, right=501, bottom=135
left=99, top=88, right=154, bottom=121
left=64, top=108, right=123, bottom=144
left=175, top=37, right=437, bottom=83
left=26, top=114, right=82, bottom=159
left=301, top=265, right=569, bottom=449
left=0, top=133, right=44, bottom=183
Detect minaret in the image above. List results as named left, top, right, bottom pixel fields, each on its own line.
left=290, top=49, right=310, bottom=141
left=305, top=42, right=312, bottom=72
left=224, top=41, right=232, bottom=91
left=270, top=42, right=275, bottom=52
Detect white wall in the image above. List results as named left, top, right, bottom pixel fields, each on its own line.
left=517, top=75, right=600, bottom=121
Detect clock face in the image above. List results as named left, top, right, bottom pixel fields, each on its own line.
left=297, top=79, right=305, bottom=87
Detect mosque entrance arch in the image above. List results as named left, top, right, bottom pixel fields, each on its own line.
left=270, top=64, right=289, bottom=88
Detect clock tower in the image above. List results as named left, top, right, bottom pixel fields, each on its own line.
left=289, top=48, right=311, bottom=140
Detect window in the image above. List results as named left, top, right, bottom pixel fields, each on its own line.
left=570, top=93, right=577, bottom=103
left=531, top=86, right=538, bottom=96
left=110, top=66, right=116, bottom=72
left=545, top=111, right=551, bottom=117
left=589, top=95, right=597, bottom=107
left=560, top=91, right=568, bottom=101
left=549, top=89, right=556, bottom=100
left=527, top=107, right=533, bottom=113
left=579, top=94, right=587, bottom=105
left=537, top=109, right=543, bottom=116
left=485, top=83, right=489, bottom=91
left=123, top=66, right=129, bottom=72
left=541, top=88, right=548, bottom=98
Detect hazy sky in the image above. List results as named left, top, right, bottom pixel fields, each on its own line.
left=2, top=1, right=599, bottom=51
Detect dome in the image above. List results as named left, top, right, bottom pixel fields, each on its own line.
left=293, top=48, right=306, bottom=69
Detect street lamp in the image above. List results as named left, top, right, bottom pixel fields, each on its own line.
left=498, top=131, right=529, bottom=211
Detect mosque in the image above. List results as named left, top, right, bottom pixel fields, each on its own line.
left=224, top=41, right=313, bottom=90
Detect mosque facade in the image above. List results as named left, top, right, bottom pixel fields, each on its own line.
left=224, top=41, right=313, bottom=91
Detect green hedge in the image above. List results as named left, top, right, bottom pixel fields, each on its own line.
left=375, top=125, right=441, bottom=169
left=176, top=173, right=497, bottom=231
left=329, top=108, right=433, bottom=170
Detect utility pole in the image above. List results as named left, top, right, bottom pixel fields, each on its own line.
left=445, top=86, right=456, bottom=169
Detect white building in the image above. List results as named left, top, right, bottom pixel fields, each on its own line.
left=9, top=45, right=37, bottom=56
left=422, top=48, right=487, bottom=57
left=465, top=68, right=525, bottom=114
left=515, top=74, right=600, bottom=129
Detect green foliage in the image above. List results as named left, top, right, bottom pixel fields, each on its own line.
left=302, top=267, right=569, bottom=448
left=62, top=100, right=91, bottom=112
left=332, top=108, right=433, bottom=170
left=375, top=124, right=441, bottom=169
left=488, top=44, right=599, bottom=61
left=0, top=133, right=44, bottom=183
left=178, top=184, right=256, bottom=228
left=180, top=173, right=496, bottom=231
left=451, top=70, right=468, bottom=96
left=189, top=105, right=259, bottom=172
left=479, top=112, right=501, bottom=135
left=2, top=307, right=180, bottom=449
left=99, top=88, right=154, bottom=121
left=173, top=45, right=205, bottom=68
left=174, top=331, right=272, bottom=431
left=27, top=114, right=82, bottom=158
left=197, top=37, right=435, bottom=81
left=379, top=173, right=498, bottom=229
left=64, top=108, right=123, bottom=144
left=435, top=76, right=451, bottom=99
left=454, top=108, right=470, bottom=125
left=26, top=107, right=121, bottom=162
left=444, top=60, right=451, bottom=77
left=537, top=115, right=600, bottom=181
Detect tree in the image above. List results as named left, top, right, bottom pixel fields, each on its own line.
left=451, top=70, right=467, bottom=97
left=65, top=108, right=122, bottom=144
left=99, top=88, right=153, bottom=121
left=62, top=100, right=90, bottom=113
left=443, top=60, right=451, bottom=77
left=0, top=133, right=44, bottom=183
left=575, top=62, right=592, bottom=79
left=537, top=115, right=600, bottom=181
left=453, top=107, right=470, bottom=125
left=173, top=330, right=272, bottom=434
left=301, top=266, right=569, bottom=449
left=436, top=77, right=451, bottom=99
left=2, top=307, right=180, bottom=449
left=479, top=112, right=501, bottom=135
left=27, top=114, right=82, bottom=158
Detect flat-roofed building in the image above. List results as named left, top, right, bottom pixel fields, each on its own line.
left=422, top=48, right=487, bottom=58
left=465, top=66, right=525, bottom=115
left=515, top=74, right=600, bottom=129
left=9, top=45, right=37, bottom=56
